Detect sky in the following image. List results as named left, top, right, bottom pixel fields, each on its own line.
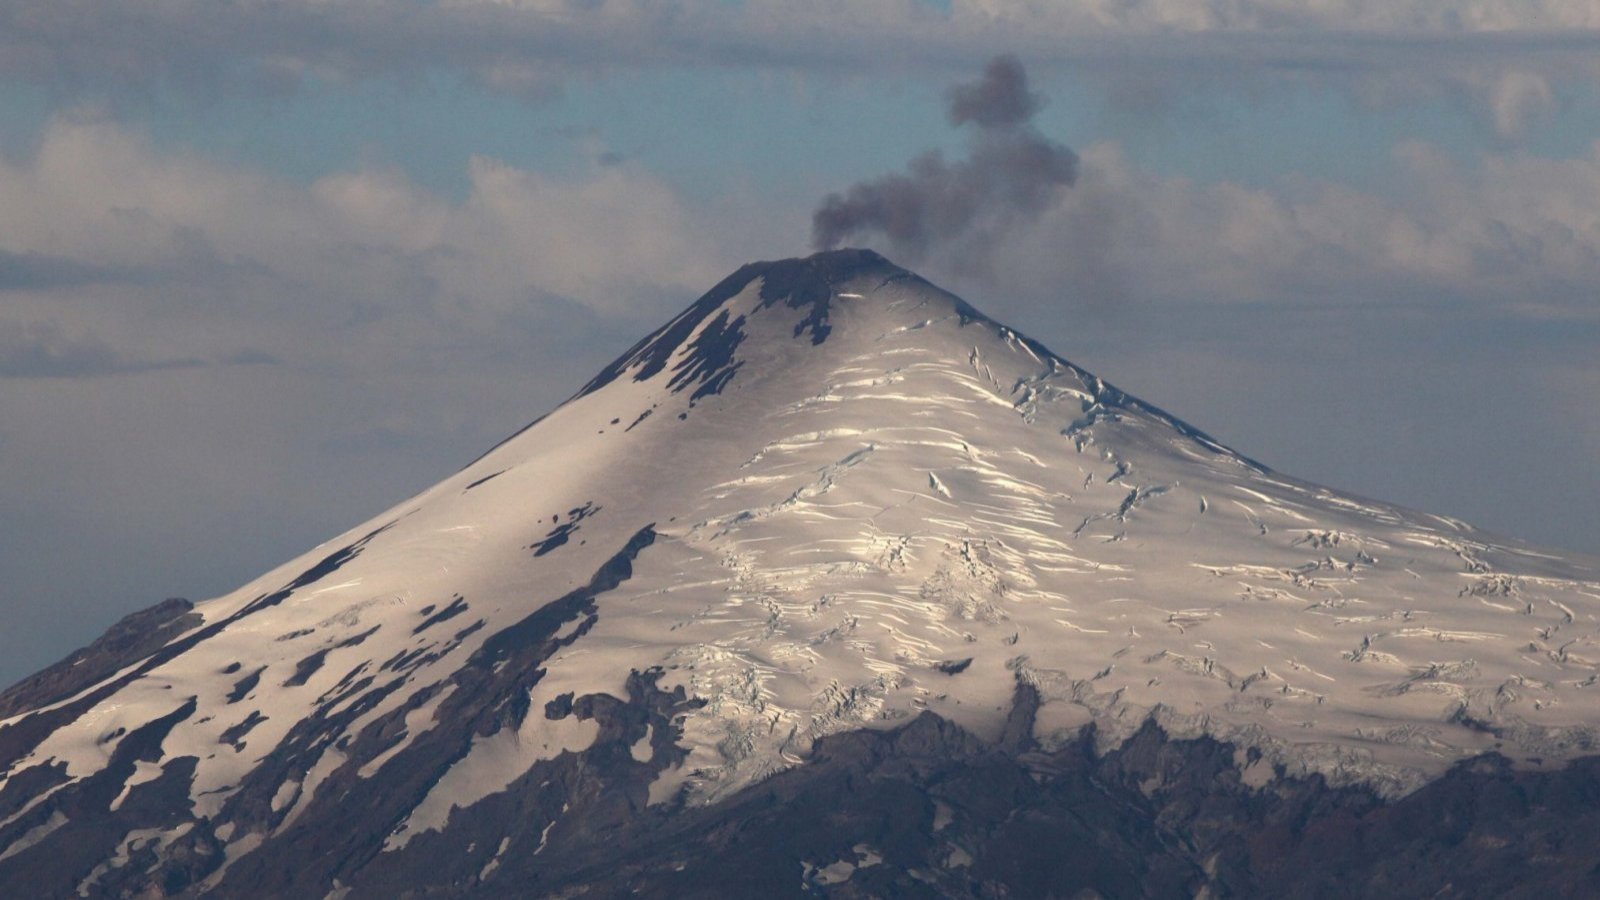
left=2, top=0, right=1599, bottom=686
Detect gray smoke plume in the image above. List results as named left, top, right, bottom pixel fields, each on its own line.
left=811, top=55, right=1077, bottom=264
left=946, top=54, right=1040, bottom=129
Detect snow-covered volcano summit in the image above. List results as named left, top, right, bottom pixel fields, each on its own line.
left=5, top=249, right=1600, bottom=897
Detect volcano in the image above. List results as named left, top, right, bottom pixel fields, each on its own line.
left=5, top=249, right=1600, bottom=898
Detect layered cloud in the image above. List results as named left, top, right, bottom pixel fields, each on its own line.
left=0, top=321, right=213, bottom=378
left=0, top=114, right=734, bottom=378
left=944, top=0, right=1600, bottom=31
left=968, top=138, right=1600, bottom=315
left=3, top=0, right=1596, bottom=99
left=5, top=110, right=1596, bottom=401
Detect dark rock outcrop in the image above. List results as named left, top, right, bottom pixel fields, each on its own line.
left=0, top=597, right=198, bottom=721
left=10, top=636, right=1600, bottom=898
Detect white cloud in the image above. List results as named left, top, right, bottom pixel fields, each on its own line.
left=0, top=112, right=762, bottom=683
left=0, top=113, right=734, bottom=369
left=1488, top=70, right=1559, bottom=137
left=4, top=0, right=1597, bottom=94
left=947, top=0, right=1600, bottom=33
left=6, top=109, right=1597, bottom=392
left=3, top=0, right=1595, bottom=165
left=957, top=138, right=1600, bottom=313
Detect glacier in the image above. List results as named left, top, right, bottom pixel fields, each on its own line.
left=3, top=248, right=1600, bottom=897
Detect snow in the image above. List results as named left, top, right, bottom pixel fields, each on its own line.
left=354, top=683, right=456, bottom=779
left=73, top=824, right=193, bottom=897
left=478, top=836, right=511, bottom=880
left=806, top=844, right=883, bottom=886
left=386, top=702, right=599, bottom=850
left=6, top=252, right=1600, bottom=873
left=630, top=724, right=654, bottom=763
left=108, top=759, right=164, bottom=812
left=0, top=811, right=66, bottom=864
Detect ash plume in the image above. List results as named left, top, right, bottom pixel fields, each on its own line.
left=811, top=55, right=1077, bottom=266
left=946, top=54, right=1040, bottom=129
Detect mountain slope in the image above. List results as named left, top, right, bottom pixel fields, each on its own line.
left=4, top=248, right=1600, bottom=897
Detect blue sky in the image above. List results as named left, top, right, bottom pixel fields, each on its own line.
left=2, top=0, right=1599, bottom=684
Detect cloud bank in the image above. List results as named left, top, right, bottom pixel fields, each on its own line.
left=972, top=139, right=1600, bottom=315
left=0, top=113, right=731, bottom=363
left=5, top=110, right=1596, bottom=407
left=3, top=0, right=1597, bottom=107
left=0, top=321, right=212, bottom=378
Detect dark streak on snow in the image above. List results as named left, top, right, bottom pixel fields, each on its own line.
left=378, top=614, right=483, bottom=678
left=219, top=711, right=269, bottom=751
left=531, top=502, right=600, bottom=557
left=0, top=695, right=200, bottom=889
left=0, top=760, right=69, bottom=829
left=238, top=522, right=396, bottom=619
left=171, top=526, right=666, bottom=896
left=479, top=526, right=656, bottom=670
left=666, top=309, right=746, bottom=405
left=0, top=521, right=392, bottom=774
left=569, top=249, right=892, bottom=405
left=284, top=626, right=382, bottom=688
left=226, top=667, right=266, bottom=704
left=327, top=661, right=371, bottom=698
left=412, top=597, right=469, bottom=636
left=624, top=407, right=654, bottom=432
left=464, top=470, right=505, bottom=491
left=4, top=734, right=208, bottom=897
left=380, top=646, right=429, bottom=675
